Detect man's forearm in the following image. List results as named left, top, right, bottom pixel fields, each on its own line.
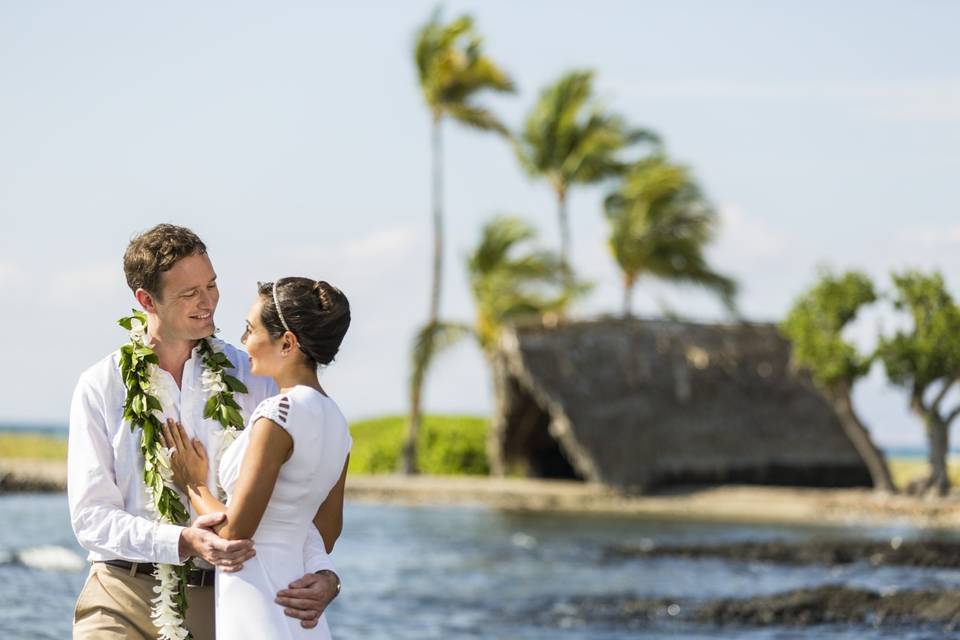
left=71, top=502, right=185, bottom=565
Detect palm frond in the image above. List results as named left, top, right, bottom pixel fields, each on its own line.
left=519, top=69, right=658, bottom=191
left=446, top=104, right=509, bottom=136
left=605, top=156, right=738, bottom=313
left=468, top=216, right=537, bottom=275
left=413, top=9, right=514, bottom=118
left=465, top=215, right=587, bottom=351
left=409, top=320, right=474, bottom=393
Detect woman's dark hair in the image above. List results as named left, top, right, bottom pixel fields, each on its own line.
left=257, top=278, right=350, bottom=366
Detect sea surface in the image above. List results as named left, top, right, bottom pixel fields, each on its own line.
left=2, top=493, right=960, bottom=639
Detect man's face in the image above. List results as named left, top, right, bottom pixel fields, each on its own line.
left=152, top=252, right=219, bottom=341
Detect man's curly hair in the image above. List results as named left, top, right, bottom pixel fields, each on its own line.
left=123, top=224, right=207, bottom=300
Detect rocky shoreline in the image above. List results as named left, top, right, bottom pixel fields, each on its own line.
left=603, top=537, right=960, bottom=568
left=541, top=585, right=960, bottom=631
left=8, top=458, right=960, bottom=633
left=564, top=536, right=960, bottom=632
left=0, top=459, right=67, bottom=493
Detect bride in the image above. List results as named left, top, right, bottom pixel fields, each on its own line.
left=162, top=277, right=352, bottom=639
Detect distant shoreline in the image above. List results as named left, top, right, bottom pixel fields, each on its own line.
left=5, top=457, right=960, bottom=529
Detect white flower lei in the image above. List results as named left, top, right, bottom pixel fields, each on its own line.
left=118, top=311, right=248, bottom=640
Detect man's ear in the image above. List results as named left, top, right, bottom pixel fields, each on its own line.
left=135, top=288, right=158, bottom=313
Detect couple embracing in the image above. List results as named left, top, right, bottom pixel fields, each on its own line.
left=68, top=224, right=352, bottom=639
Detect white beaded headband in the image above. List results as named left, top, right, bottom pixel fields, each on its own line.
left=272, top=280, right=292, bottom=333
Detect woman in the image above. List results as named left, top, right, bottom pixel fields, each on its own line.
left=162, top=277, right=352, bottom=639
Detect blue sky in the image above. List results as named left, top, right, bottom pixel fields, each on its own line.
left=1, top=1, right=958, bottom=447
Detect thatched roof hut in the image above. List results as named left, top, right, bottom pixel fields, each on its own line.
left=489, top=318, right=871, bottom=491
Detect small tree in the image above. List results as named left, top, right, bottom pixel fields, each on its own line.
left=876, top=270, right=960, bottom=496
left=604, top=156, right=737, bottom=317
left=781, top=270, right=896, bottom=493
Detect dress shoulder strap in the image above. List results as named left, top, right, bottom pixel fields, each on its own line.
left=253, top=394, right=290, bottom=427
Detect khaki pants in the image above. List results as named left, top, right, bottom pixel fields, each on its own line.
left=73, top=562, right=214, bottom=640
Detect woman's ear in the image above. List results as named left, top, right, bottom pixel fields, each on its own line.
left=282, top=331, right=299, bottom=356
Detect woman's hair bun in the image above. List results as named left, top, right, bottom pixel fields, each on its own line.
left=257, top=278, right=350, bottom=365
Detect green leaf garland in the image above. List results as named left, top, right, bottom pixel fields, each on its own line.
left=117, top=309, right=248, bottom=640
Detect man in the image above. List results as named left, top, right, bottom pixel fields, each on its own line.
left=69, top=224, right=341, bottom=639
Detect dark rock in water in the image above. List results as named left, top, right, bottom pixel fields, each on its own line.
left=604, top=538, right=960, bottom=568
left=538, top=586, right=960, bottom=632
left=696, top=585, right=960, bottom=629
left=522, top=593, right=688, bottom=631
left=696, top=585, right=880, bottom=626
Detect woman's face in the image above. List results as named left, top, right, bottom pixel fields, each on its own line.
left=241, top=297, right=283, bottom=377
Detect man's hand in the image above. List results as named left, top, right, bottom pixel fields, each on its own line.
left=178, top=512, right=255, bottom=572
left=275, top=571, right=340, bottom=629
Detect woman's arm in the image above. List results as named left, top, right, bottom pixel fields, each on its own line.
left=165, top=418, right=292, bottom=540
left=311, top=455, right=349, bottom=553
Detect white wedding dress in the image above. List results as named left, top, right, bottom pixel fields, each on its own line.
left=215, top=385, right=352, bottom=639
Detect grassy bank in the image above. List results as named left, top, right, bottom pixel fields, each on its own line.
left=889, top=458, right=960, bottom=489
left=348, top=415, right=489, bottom=475
left=0, top=415, right=492, bottom=477
left=3, top=428, right=959, bottom=490
left=0, top=434, right=68, bottom=460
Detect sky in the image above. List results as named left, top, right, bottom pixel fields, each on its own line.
left=1, top=1, right=958, bottom=448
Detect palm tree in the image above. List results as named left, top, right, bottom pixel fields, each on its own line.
left=515, top=70, right=658, bottom=282
left=412, top=215, right=577, bottom=368
left=466, top=216, right=580, bottom=352
left=404, top=10, right=515, bottom=474
left=604, top=156, right=737, bottom=316
left=408, top=216, right=582, bottom=472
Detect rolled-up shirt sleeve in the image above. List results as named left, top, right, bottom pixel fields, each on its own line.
left=303, top=525, right=336, bottom=574
left=67, top=373, right=184, bottom=565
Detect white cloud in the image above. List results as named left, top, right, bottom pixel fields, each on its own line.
left=48, top=263, right=127, bottom=304
left=284, top=227, right=422, bottom=276
left=901, top=225, right=960, bottom=247
left=0, top=264, right=20, bottom=289
left=342, top=229, right=418, bottom=260
left=714, top=205, right=787, bottom=260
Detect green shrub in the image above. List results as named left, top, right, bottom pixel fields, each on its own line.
left=348, top=415, right=489, bottom=475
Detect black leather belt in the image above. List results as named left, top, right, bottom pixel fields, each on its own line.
left=103, top=560, right=215, bottom=587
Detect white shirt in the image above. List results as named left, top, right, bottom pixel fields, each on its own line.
left=68, top=338, right=335, bottom=573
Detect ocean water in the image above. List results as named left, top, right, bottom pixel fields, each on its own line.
left=2, top=493, right=959, bottom=639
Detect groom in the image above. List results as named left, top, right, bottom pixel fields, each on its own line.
left=68, top=224, right=341, bottom=639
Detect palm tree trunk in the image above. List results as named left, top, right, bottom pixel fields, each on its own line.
left=429, top=117, right=444, bottom=323
left=487, top=351, right=509, bottom=477
left=403, top=370, right=425, bottom=475
left=555, top=187, right=571, bottom=286
left=622, top=274, right=635, bottom=318
left=403, top=115, right=444, bottom=475
left=830, top=388, right=897, bottom=493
